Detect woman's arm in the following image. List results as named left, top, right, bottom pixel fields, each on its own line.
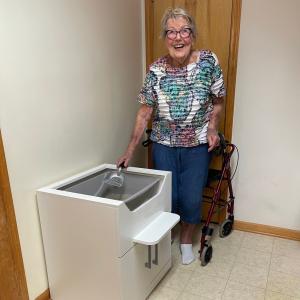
left=117, top=104, right=153, bottom=167
left=207, top=98, right=224, bottom=152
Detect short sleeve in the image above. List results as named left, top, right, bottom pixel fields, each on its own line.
left=210, top=53, right=226, bottom=98
left=137, top=70, right=157, bottom=107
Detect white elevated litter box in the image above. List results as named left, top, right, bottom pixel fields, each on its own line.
left=37, top=164, right=179, bottom=300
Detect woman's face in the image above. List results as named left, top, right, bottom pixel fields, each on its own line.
left=165, top=17, right=193, bottom=66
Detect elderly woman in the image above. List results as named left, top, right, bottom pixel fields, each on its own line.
left=117, top=7, right=225, bottom=265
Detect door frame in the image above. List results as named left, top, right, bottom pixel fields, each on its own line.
left=0, top=130, right=29, bottom=299
left=144, top=0, right=242, bottom=165
left=223, top=0, right=242, bottom=141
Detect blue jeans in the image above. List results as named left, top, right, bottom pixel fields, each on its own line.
left=152, top=142, right=211, bottom=224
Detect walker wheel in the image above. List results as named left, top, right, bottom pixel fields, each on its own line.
left=219, top=219, right=233, bottom=238
left=200, top=245, right=213, bottom=266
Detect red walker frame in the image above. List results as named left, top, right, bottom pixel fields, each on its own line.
left=199, top=139, right=237, bottom=266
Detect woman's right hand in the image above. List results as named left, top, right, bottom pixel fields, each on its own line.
left=116, top=150, right=133, bottom=168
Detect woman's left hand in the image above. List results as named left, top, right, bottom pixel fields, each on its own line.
left=207, top=128, right=220, bottom=152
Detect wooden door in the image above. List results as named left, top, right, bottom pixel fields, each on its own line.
left=145, top=0, right=241, bottom=223
left=0, top=131, right=29, bottom=300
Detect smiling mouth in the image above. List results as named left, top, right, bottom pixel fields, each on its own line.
left=173, top=44, right=184, bottom=49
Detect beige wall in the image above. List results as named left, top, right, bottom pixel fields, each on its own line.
left=233, top=0, right=300, bottom=230
left=0, top=0, right=145, bottom=298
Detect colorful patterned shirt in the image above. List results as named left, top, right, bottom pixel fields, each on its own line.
left=138, top=50, right=226, bottom=147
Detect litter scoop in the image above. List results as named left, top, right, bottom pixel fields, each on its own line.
left=94, top=163, right=125, bottom=197
left=106, top=165, right=125, bottom=188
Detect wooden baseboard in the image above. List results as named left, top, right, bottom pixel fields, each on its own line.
left=35, top=289, right=50, bottom=300
left=234, top=220, right=300, bottom=241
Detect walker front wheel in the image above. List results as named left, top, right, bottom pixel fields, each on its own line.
left=219, top=219, right=233, bottom=238
left=200, top=245, right=213, bottom=266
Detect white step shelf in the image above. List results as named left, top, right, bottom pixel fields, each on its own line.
left=133, top=212, right=180, bottom=245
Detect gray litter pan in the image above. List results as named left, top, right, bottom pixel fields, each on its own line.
left=58, top=168, right=162, bottom=211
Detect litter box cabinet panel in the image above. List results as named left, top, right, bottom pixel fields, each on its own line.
left=37, top=192, right=122, bottom=300
left=37, top=164, right=179, bottom=300
left=120, top=233, right=172, bottom=300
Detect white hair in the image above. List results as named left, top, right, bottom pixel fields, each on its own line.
left=160, top=7, right=197, bottom=39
